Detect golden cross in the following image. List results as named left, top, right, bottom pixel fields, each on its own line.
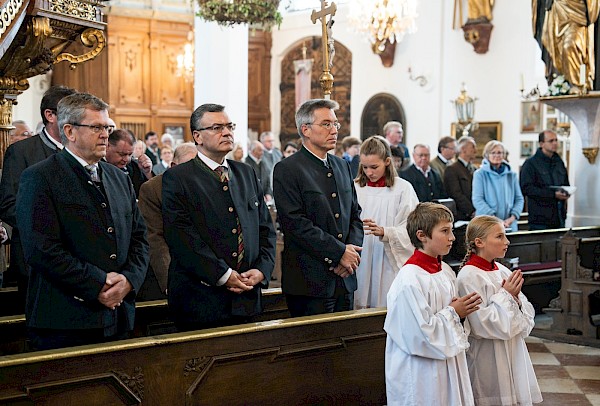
left=311, top=0, right=337, bottom=99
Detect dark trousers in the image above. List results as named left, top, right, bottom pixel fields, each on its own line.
left=286, top=277, right=354, bottom=317
left=28, top=328, right=130, bottom=351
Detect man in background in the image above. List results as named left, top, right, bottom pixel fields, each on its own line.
left=401, top=144, right=446, bottom=202
left=9, top=120, right=33, bottom=144
left=383, top=121, right=409, bottom=162
left=105, top=129, right=153, bottom=196
left=144, top=131, right=160, bottom=165
left=444, top=135, right=477, bottom=221
left=430, top=136, right=457, bottom=180
left=245, top=140, right=273, bottom=201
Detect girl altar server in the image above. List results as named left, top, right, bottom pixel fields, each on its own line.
left=457, top=215, right=542, bottom=405
left=385, top=202, right=482, bottom=405
left=354, top=136, right=419, bottom=309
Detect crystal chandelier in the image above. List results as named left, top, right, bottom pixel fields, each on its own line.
left=349, top=0, right=419, bottom=54
left=176, top=31, right=194, bottom=83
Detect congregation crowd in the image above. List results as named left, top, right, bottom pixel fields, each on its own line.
left=0, top=86, right=572, bottom=405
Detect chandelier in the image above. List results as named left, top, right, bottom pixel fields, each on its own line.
left=176, top=31, right=194, bottom=83
left=349, top=0, right=419, bottom=54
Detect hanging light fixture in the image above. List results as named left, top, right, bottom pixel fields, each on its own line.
left=176, top=30, right=194, bottom=83
left=451, top=83, right=478, bottom=137
left=349, top=0, right=419, bottom=54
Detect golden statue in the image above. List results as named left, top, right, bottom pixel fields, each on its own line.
left=536, top=0, right=599, bottom=89
left=467, top=0, right=494, bottom=22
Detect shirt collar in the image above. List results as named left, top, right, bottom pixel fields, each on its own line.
left=458, top=157, right=470, bottom=167
left=438, top=154, right=449, bottom=164
left=302, top=145, right=329, bottom=167
left=405, top=249, right=442, bottom=274
left=416, top=165, right=430, bottom=177
left=197, top=150, right=229, bottom=171
left=248, top=153, right=261, bottom=164
left=43, top=127, right=64, bottom=150
left=65, top=147, right=96, bottom=169
left=465, top=254, right=499, bottom=271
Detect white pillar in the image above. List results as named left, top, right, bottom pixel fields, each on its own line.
left=194, top=19, right=249, bottom=152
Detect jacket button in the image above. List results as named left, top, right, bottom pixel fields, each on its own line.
left=223, top=185, right=229, bottom=191
left=101, top=203, right=107, bottom=208
left=229, top=207, right=234, bottom=212
left=331, top=192, right=337, bottom=198
left=232, top=228, right=237, bottom=234
left=232, top=252, right=238, bottom=257
left=337, top=233, right=343, bottom=239
left=327, top=173, right=332, bottom=178
left=109, top=254, right=117, bottom=260
left=324, top=257, right=329, bottom=262
left=254, top=201, right=259, bottom=206
left=88, top=181, right=93, bottom=185
left=107, top=227, right=114, bottom=233
left=335, top=213, right=340, bottom=218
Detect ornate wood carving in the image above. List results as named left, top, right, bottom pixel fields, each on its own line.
left=248, top=30, right=272, bottom=135
left=279, top=36, right=351, bottom=146
left=183, top=357, right=210, bottom=377
left=112, top=366, right=144, bottom=400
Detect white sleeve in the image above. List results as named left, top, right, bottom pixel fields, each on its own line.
left=385, top=282, right=469, bottom=360
left=458, top=269, right=535, bottom=340
left=381, top=184, right=419, bottom=269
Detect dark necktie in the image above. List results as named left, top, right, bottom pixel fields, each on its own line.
left=214, top=166, right=245, bottom=269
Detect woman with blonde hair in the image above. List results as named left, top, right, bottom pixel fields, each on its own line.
left=472, top=140, right=524, bottom=232
left=226, top=142, right=244, bottom=162
left=353, top=136, right=418, bottom=309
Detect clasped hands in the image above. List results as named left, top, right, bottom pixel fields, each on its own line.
left=225, top=269, right=264, bottom=294
left=98, top=272, right=132, bottom=310
left=333, top=244, right=362, bottom=278
left=502, top=268, right=524, bottom=305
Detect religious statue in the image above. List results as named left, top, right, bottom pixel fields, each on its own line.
left=467, top=0, right=494, bottom=22
left=535, top=0, right=600, bottom=90
left=327, top=19, right=335, bottom=71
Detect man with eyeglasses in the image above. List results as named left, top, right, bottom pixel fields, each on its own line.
left=400, top=144, right=447, bottom=203
left=520, top=130, right=570, bottom=230
left=0, top=85, right=76, bottom=308
left=9, top=120, right=34, bottom=144
left=15, top=92, right=148, bottom=350
left=430, top=136, right=457, bottom=181
left=162, top=103, right=276, bottom=331
left=273, top=99, right=363, bottom=317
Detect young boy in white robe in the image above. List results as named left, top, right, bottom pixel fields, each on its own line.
left=457, top=215, right=542, bottom=405
left=354, top=136, right=419, bottom=309
left=385, top=202, right=482, bottom=406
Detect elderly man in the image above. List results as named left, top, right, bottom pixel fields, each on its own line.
left=137, top=142, right=198, bottom=300
left=105, top=129, right=153, bottom=196
left=444, top=135, right=477, bottom=221
left=16, top=93, right=148, bottom=350
left=9, top=120, right=33, bottom=144
left=430, top=136, right=457, bottom=180
left=273, top=99, right=363, bottom=317
left=520, top=130, right=570, bottom=230
left=0, top=85, right=77, bottom=307
left=400, top=144, right=446, bottom=202
left=383, top=121, right=409, bottom=160
left=162, top=103, right=276, bottom=331
left=245, top=140, right=272, bottom=201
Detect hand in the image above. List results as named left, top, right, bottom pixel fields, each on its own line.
left=332, top=264, right=353, bottom=278
left=339, top=244, right=362, bottom=271
left=503, top=215, right=516, bottom=229
left=502, top=268, right=524, bottom=298
left=137, top=154, right=154, bottom=178
left=555, top=190, right=570, bottom=201
left=98, top=272, right=132, bottom=310
left=449, top=292, right=482, bottom=319
left=363, top=219, right=384, bottom=237
left=225, top=271, right=253, bottom=294
left=239, top=269, right=265, bottom=287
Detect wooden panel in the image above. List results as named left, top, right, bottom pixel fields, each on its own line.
left=0, top=309, right=387, bottom=405
left=248, top=30, right=272, bottom=135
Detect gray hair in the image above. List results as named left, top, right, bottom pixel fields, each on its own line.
left=482, top=140, right=505, bottom=159
left=456, top=135, right=476, bottom=154
left=249, top=140, right=264, bottom=151
left=413, top=143, right=430, bottom=152
left=295, top=99, right=339, bottom=137
left=57, top=93, right=109, bottom=145
left=259, top=131, right=273, bottom=142
left=173, top=142, right=198, bottom=164
left=383, top=121, right=402, bottom=136
left=161, top=133, right=174, bottom=144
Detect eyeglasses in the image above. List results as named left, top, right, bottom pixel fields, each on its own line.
left=488, top=151, right=504, bottom=156
left=70, top=123, right=115, bottom=134
left=307, top=121, right=341, bottom=131
left=197, top=123, right=236, bottom=133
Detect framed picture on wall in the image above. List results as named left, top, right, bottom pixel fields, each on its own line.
left=451, top=121, right=502, bottom=165
left=164, top=125, right=185, bottom=144
left=520, top=140, right=535, bottom=158
left=521, top=101, right=542, bottom=133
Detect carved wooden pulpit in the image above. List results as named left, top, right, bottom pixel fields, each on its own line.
left=0, top=0, right=107, bottom=167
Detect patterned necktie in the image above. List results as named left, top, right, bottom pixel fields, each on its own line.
left=214, top=166, right=245, bottom=269
left=86, top=164, right=100, bottom=182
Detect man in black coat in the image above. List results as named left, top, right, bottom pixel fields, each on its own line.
left=401, top=144, right=447, bottom=202
left=520, top=130, right=570, bottom=230
left=273, top=99, right=363, bottom=317
left=162, top=104, right=276, bottom=331
left=0, top=85, right=76, bottom=306
left=444, top=135, right=477, bottom=221
left=16, top=93, right=148, bottom=350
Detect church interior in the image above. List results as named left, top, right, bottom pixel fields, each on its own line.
left=1, top=0, right=600, bottom=404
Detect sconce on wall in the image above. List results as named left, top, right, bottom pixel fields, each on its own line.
left=451, top=83, right=478, bottom=137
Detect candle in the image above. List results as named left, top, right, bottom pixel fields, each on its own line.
left=520, top=73, right=524, bottom=91
left=580, top=64, right=586, bottom=85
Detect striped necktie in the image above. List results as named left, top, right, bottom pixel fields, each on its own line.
left=214, top=166, right=245, bottom=269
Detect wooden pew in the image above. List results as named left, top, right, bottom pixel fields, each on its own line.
left=543, top=233, right=600, bottom=339
left=0, top=309, right=387, bottom=405
left=0, top=288, right=289, bottom=356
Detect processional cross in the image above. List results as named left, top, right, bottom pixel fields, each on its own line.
left=311, top=0, right=337, bottom=99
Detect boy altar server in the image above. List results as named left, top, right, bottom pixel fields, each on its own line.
left=384, top=202, right=482, bottom=405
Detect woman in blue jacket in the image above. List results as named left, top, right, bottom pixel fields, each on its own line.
left=472, top=141, right=524, bottom=232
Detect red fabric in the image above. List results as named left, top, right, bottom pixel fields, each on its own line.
left=366, top=178, right=386, bottom=187
left=405, top=249, right=442, bottom=274
left=465, top=254, right=498, bottom=272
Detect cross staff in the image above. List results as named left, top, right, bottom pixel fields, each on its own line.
left=311, top=0, right=337, bottom=99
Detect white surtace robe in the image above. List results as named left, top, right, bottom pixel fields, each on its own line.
left=385, top=250, right=474, bottom=406
left=457, top=255, right=542, bottom=406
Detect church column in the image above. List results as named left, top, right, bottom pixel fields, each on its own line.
left=194, top=19, right=249, bottom=151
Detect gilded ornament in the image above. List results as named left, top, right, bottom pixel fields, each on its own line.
left=55, top=28, right=106, bottom=69
left=0, top=0, right=24, bottom=41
